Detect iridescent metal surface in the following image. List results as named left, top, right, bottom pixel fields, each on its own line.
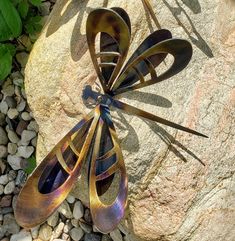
left=15, top=4, right=208, bottom=234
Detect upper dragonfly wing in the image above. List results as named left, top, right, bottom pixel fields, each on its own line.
left=88, top=105, right=128, bottom=233
left=111, top=36, right=192, bottom=95
left=86, top=8, right=131, bottom=93
left=15, top=108, right=100, bottom=228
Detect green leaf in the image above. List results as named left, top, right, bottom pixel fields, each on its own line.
left=0, top=12, right=13, bottom=41
left=18, top=0, right=29, bottom=19
left=29, top=0, right=42, bottom=7
left=24, top=155, right=36, bottom=174
left=0, top=0, right=22, bottom=38
left=4, top=43, right=16, bottom=56
left=0, top=44, right=13, bottom=83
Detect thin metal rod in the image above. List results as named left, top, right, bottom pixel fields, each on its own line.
left=142, top=0, right=161, bottom=29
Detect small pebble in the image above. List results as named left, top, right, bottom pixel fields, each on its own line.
left=101, top=235, right=112, bottom=241
left=47, top=211, right=59, bottom=227
left=2, top=84, right=15, bottom=97
left=53, top=222, right=65, bottom=239
left=84, top=209, right=92, bottom=223
left=84, top=233, right=101, bottom=241
left=0, top=145, right=7, bottom=158
left=16, top=52, right=29, bottom=67
left=30, top=226, right=39, bottom=239
left=38, top=224, right=52, bottom=241
left=21, top=130, right=37, bottom=144
left=79, top=221, right=92, bottom=233
left=7, top=109, right=19, bottom=119
left=0, top=184, right=4, bottom=195
left=58, top=200, right=73, bottom=219
left=110, top=229, right=123, bottom=241
left=66, top=195, right=76, bottom=204
left=0, top=113, right=5, bottom=126
left=7, top=155, right=22, bottom=170
left=10, top=230, right=32, bottom=241
left=0, top=101, right=8, bottom=114
left=17, top=146, right=34, bottom=158
left=3, top=213, right=20, bottom=234
left=0, top=195, right=12, bottom=208
left=16, top=120, right=28, bottom=136
left=21, top=112, right=32, bottom=121
left=0, top=174, right=9, bottom=185
left=0, top=127, right=8, bottom=145
left=69, top=227, right=84, bottom=241
left=31, top=136, right=37, bottom=147
left=8, top=130, right=20, bottom=144
left=8, top=170, right=17, bottom=181
left=73, top=200, right=84, bottom=220
left=27, top=120, right=39, bottom=132
left=15, top=170, right=27, bottom=186
left=17, top=100, right=26, bottom=112
left=5, top=96, right=17, bottom=108
left=4, top=180, right=15, bottom=194
left=8, top=143, right=18, bottom=155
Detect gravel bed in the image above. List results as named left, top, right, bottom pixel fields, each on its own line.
left=0, top=1, right=129, bottom=241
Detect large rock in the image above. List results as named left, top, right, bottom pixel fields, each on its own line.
left=25, top=0, right=235, bottom=241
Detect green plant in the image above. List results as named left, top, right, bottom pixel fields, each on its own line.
left=0, top=0, right=42, bottom=83
left=24, top=155, right=37, bottom=174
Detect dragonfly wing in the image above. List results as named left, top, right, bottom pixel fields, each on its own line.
left=86, top=8, right=131, bottom=93
left=88, top=105, right=128, bottom=233
left=111, top=38, right=192, bottom=95
left=15, top=108, right=100, bottom=228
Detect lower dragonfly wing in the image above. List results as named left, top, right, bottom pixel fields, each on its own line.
left=89, top=105, right=128, bottom=233
left=15, top=108, right=100, bottom=228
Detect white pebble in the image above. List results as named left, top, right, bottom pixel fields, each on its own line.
left=4, top=180, right=15, bottom=194
left=0, top=174, right=9, bottom=185
left=7, top=108, right=19, bottom=119
left=21, top=112, right=32, bottom=121
left=66, top=195, right=76, bottom=204
left=7, top=155, right=22, bottom=170
left=8, top=130, right=20, bottom=144
left=69, top=227, right=84, bottom=241
left=10, top=230, right=32, bottom=241
left=73, top=200, right=84, bottom=220
left=21, top=130, right=37, bottom=144
left=17, top=146, right=34, bottom=158
left=8, top=143, right=18, bottom=154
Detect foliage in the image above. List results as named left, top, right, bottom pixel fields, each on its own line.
left=0, top=0, right=42, bottom=83
left=24, top=155, right=37, bottom=174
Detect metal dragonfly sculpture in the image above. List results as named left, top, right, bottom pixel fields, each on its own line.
left=15, top=6, right=207, bottom=234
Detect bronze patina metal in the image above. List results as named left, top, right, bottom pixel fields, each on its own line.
left=15, top=5, right=208, bottom=234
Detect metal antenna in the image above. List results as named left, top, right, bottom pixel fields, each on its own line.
left=142, top=0, right=161, bottom=29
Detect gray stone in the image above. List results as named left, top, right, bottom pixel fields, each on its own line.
left=15, top=170, right=27, bottom=186
left=21, top=130, right=37, bottom=144
left=69, top=227, right=84, bottom=241
left=58, top=200, right=73, bottom=219
left=11, top=71, right=24, bottom=86
left=16, top=52, right=29, bottom=67
left=38, top=224, right=52, bottom=241
left=0, top=145, right=7, bottom=158
left=0, top=159, right=6, bottom=174
left=16, top=120, right=28, bottom=136
left=66, top=194, right=76, bottom=204
left=10, top=230, right=32, bottom=241
left=110, top=229, right=123, bottom=241
left=0, top=184, right=4, bottom=195
left=0, top=101, right=8, bottom=114
left=0, top=113, right=5, bottom=126
left=4, top=181, right=15, bottom=194
left=52, top=222, right=65, bottom=239
left=3, top=213, right=20, bottom=234
left=8, top=143, right=17, bottom=155
left=8, top=170, right=17, bottom=181
left=73, top=200, right=84, bottom=220
left=7, top=108, right=19, bottom=119
left=2, top=84, right=14, bottom=97
left=7, top=155, right=22, bottom=170
left=84, top=209, right=92, bottom=223
left=0, top=174, right=9, bottom=185
left=17, top=99, right=26, bottom=112
left=71, top=219, right=79, bottom=228
left=8, top=130, right=20, bottom=144
left=31, top=136, right=37, bottom=147
left=63, top=220, right=73, bottom=233
left=5, top=96, right=17, bottom=108
left=102, top=235, right=112, bottom=241
left=47, top=211, right=59, bottom=227
left=21, top=112, right=32, bottom=121
left=17, top=146, right=34, bottom=158
left=27, top=120, right=39, bottom=132
left=39, top=2, right=51, bottom=16
left=30, top=226, right=39, bottom=239
left=0, top=127, right=8, bottom=145
left=79, top=222, right=92, bottom=234
left=84, top=233, right=101, bottom=241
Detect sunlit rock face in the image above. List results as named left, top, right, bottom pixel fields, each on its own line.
left=25, top=0, right=235, bottom=240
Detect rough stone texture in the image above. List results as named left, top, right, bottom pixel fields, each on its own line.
left=25, top=0, right=235, bottom=241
